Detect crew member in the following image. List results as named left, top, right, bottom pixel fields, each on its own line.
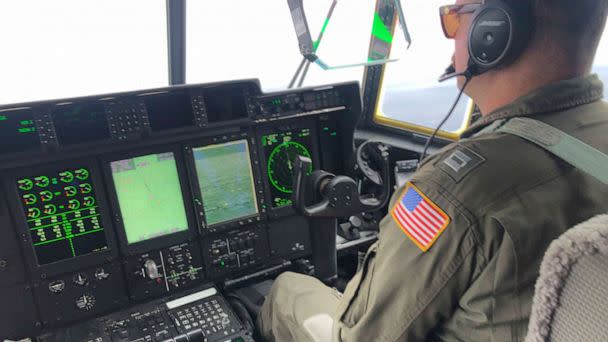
left=259, top=0, right=608, bottom=340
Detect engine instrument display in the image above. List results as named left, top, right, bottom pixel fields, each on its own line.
left=0, top=109, right=40, bottom=155
left=262, top=128, right=314, bottom=208
left=16, top=167, right=109, bottom=266
left=110, top=153, right=189, bottom=244
left=51, top=102, right=110, bottom=145
left=192, top=140, right=259, bottom=227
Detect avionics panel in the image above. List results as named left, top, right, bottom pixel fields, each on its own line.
left=259, top=121, right=319, bottom=215
left=6, top=160, right=117, bottom=278
left=0, top=108, right=40, bottom=155
left=187, top=133, right=266, bottom=234
left=0, top=80, right=359, bottom=340
left=106, top=149, right=194, bottom=254
left=51, top=102, right=110, bottom=146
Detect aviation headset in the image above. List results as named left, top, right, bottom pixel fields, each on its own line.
left=426, top=0, right=534, bottom=162
left=466, top=0, right=533, bottom=76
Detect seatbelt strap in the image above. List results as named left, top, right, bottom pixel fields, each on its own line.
left=496, top=117, right=608, bottom=186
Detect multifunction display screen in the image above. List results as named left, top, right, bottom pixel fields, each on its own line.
left=192, top=140, right=258, bottom=227
left=16, top=167, right=109, bottom=266
left=144, top=92, right=195, bottom=132
left=110, top=153, right=188, bottom=244
left=51, top=102, right=110, bottom=145
left=262, top=128, right=314, bottom=208
left=0, top=109, right=40, bottom=155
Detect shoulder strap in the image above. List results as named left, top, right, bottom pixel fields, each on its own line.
left=496, top=117, right=608, bottom=186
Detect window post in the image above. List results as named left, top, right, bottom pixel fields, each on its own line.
left=167, top=0, right=186, bottom=85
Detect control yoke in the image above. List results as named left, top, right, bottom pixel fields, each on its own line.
left=293, top=142, right=391, bottom=217
left=292, top=141, right=391, bottom=283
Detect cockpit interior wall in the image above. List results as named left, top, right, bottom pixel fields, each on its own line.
left=0, top=79, right=361, bottom=341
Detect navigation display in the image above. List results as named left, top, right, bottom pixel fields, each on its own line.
left=0, top=109, right=40, bottom=155
left=52, top=102, right=110, bottom=145
left=16, top=167, right=109, bottom=266
left=110, top=153, right=189, bottom=244
left=262, top=128, right=314, bottom=208
left=192, top=140, right=259, bottom=227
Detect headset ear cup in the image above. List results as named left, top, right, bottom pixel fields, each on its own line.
left=468, top=0, right=532, bottom=74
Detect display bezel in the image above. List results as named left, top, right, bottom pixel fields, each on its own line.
left=3, top=158, right=118, bottom=280
left=50, top=100, right=112, bottom=147
left=102, top=146, right=197, bottom=255
left=184, top=131, right=267, bottom=236
left=0, top=107, right=43, bottom=157
left=256, top=119, right=321, bottom=219
left=139, top=89, right=200, bottom=133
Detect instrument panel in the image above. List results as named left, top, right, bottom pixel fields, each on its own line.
left=0, top=79, right=360, bottom=340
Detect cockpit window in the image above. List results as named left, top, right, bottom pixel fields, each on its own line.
left=186, top=2, right=375, bottom=91
left=593, top=30, right=608, bottom=97
left=372, top=0, right=473, bottom=140
left=372, top=1, right=608, bottom=139
left=0, top=0, right=168, bottom=105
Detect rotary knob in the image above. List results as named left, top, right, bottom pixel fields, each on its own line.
left=48, top=280, right=65, bottom=294
left=73, top=272, right=88, bottom=286
left=75, top=293, right=96, bottom=311
left=144, top=259, right=160, bottom=279
left=94, top=268, right=110, bottom=281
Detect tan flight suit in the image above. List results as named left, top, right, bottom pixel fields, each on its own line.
left=258, top=74, right=608, bottom=342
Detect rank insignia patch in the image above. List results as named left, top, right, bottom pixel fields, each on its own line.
left=438, top=146, right=485, bottom=183
left=391, top=183, right=450, bottom=252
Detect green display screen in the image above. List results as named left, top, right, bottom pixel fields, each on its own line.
left=0, top=109, right=40, bottom=155
left=16, top=167, right=109, bottom=265
left=110, top=153, right=189, bottom=244
left=262, top=128, right=314, bottom=208
left=193, top=140, right=259, bottom=227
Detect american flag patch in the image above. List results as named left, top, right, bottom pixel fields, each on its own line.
left=391, top=183, right=450, bottom=252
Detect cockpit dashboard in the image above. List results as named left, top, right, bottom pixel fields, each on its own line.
left=0, top=79, right=361, bottom=341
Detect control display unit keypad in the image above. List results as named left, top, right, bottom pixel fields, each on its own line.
left=166, top=287, right=243, bottom=341
left=106, top=99, right=150, bottom=141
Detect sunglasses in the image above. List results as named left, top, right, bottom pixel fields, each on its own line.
left=439, top=2, right=483, bottom=39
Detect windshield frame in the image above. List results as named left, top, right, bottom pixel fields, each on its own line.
left=360, top=0, right=475, bottom=141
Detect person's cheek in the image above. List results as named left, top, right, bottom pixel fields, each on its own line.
left=455, top=38, right=469, bottom=72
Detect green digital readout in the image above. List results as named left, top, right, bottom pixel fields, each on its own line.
left=110, top=153, right=188, bottom=244
left=0, top=109, right=40, bottom=155
left=192, top=140, right=259, bottom=227
left=262, top=128, right=314, bottom=208
left=16, top=167, right=108, bottom=266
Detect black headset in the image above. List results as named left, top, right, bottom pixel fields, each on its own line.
left=467, top=0, right=533, bottom=76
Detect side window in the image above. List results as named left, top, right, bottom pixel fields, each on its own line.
left=371, top=2, right=608, bottom=138
left=592, top=26, right=608, bottom=97
left=0, top=0, right=168, bottom=105
left=372, top=0, right=473, bottom=140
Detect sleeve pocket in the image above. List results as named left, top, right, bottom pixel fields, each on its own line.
left=337, top=242, right=378, bottom=327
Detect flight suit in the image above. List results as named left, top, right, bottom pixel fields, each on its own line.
left=258, top=74, right=608, bottom=342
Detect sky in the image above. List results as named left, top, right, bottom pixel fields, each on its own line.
left=0, top=1, right=606, bottom=107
